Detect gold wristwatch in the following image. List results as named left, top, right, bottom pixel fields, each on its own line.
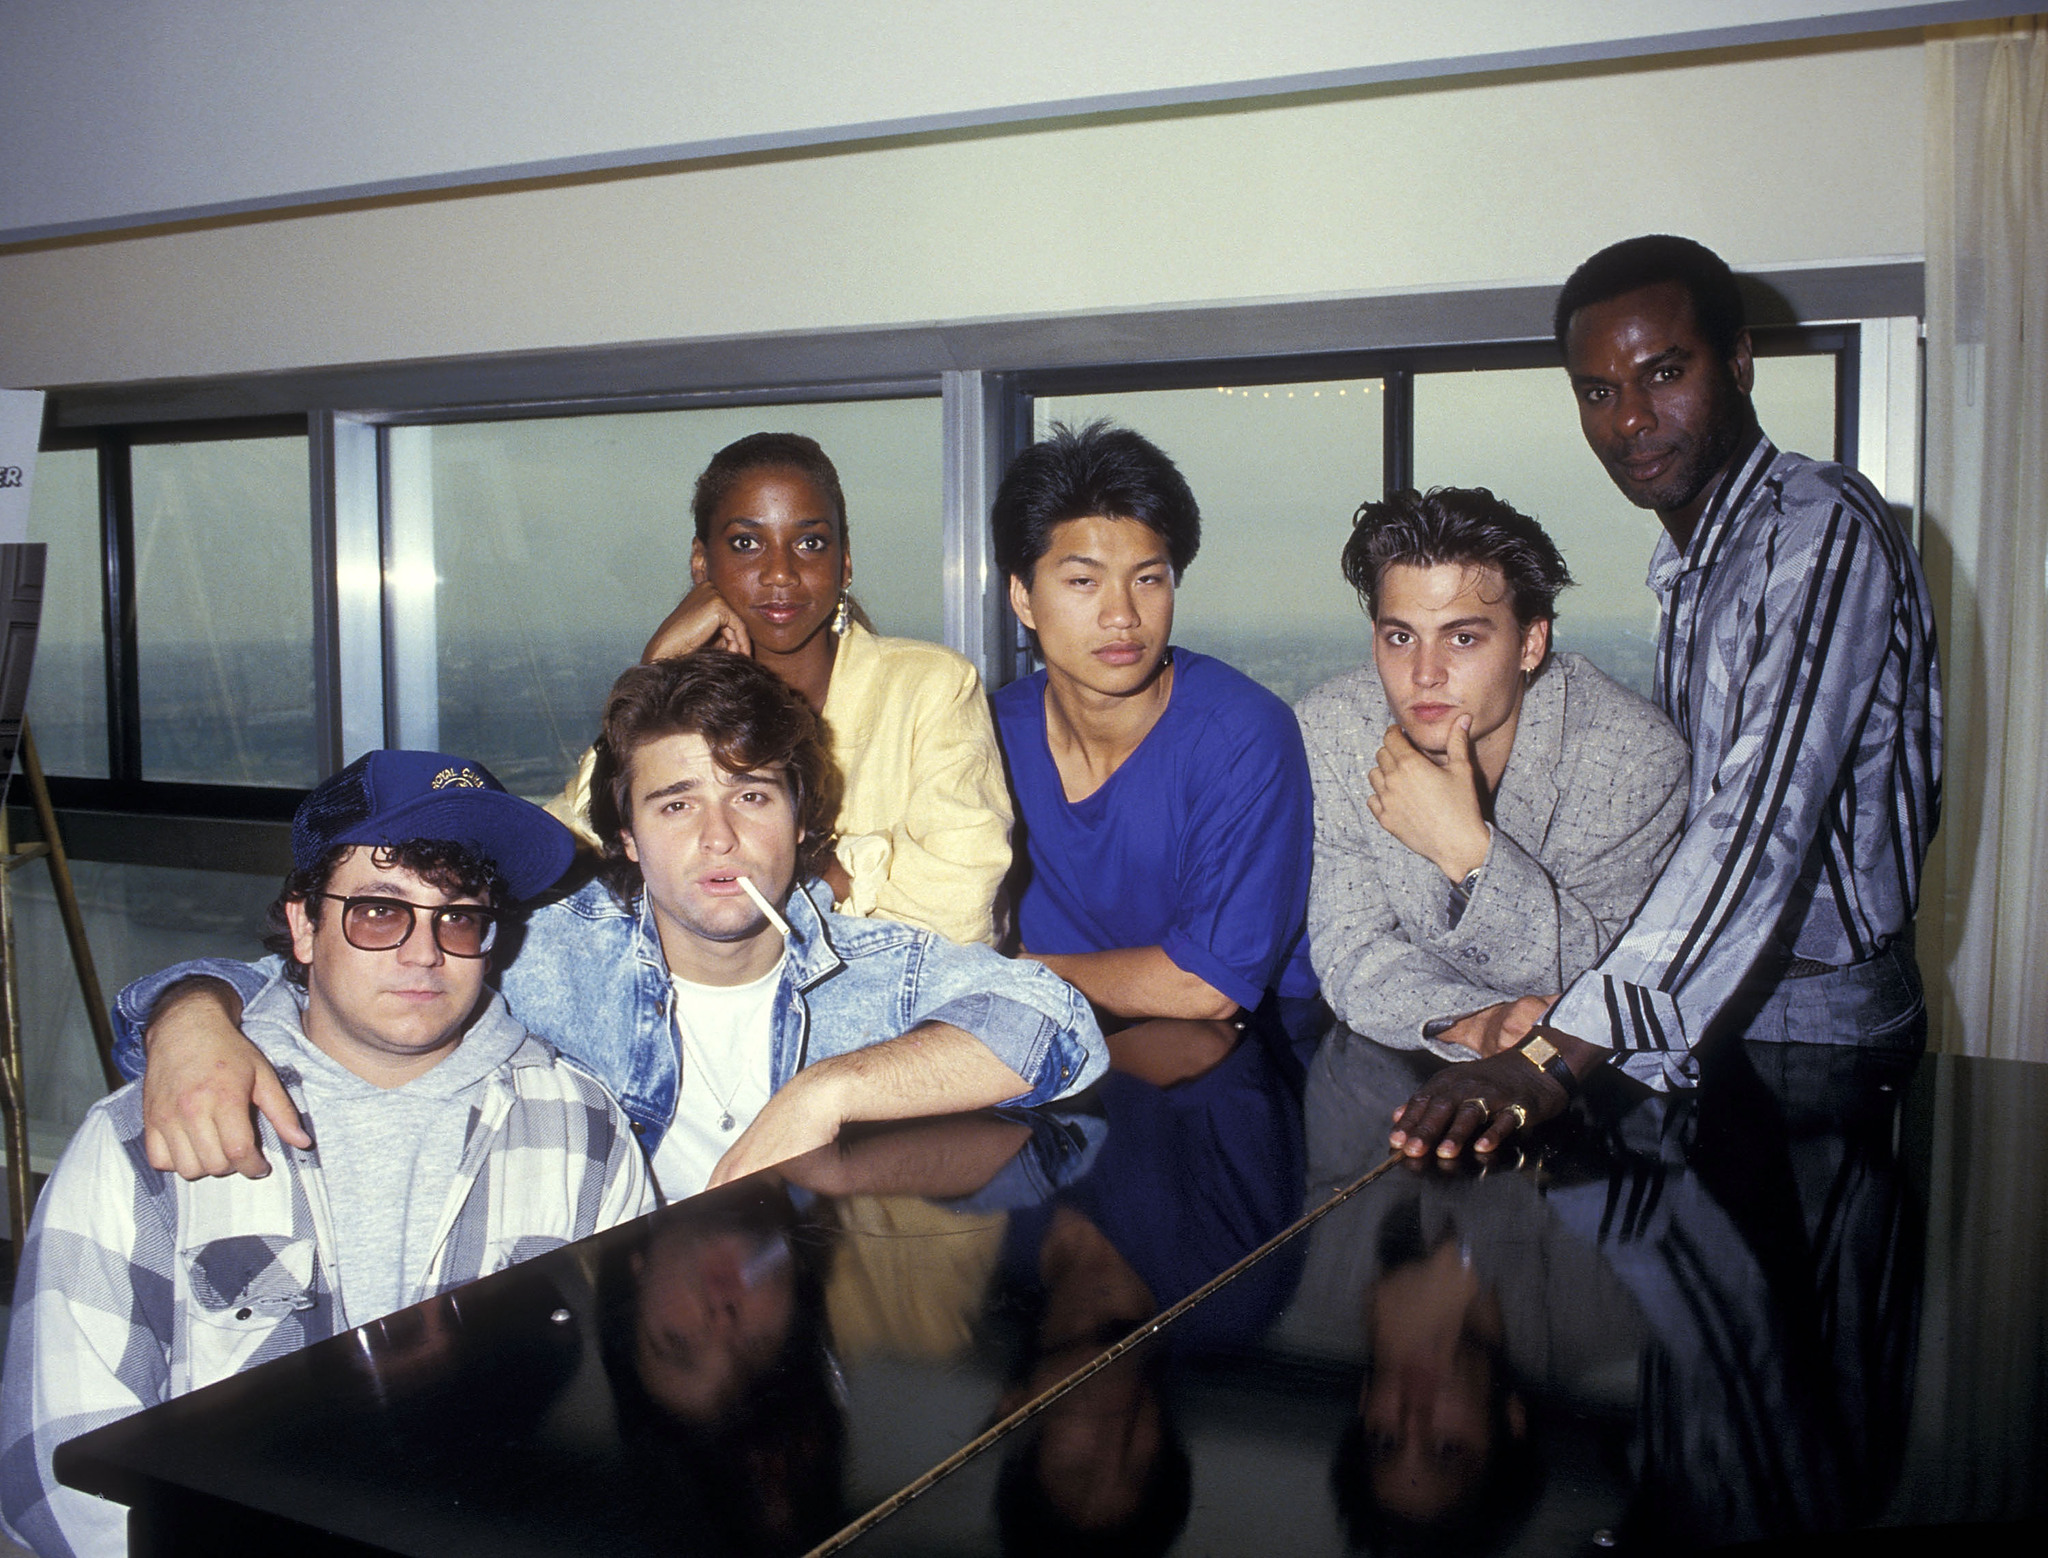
left=1514, top=1026, right=1580, bottom=1097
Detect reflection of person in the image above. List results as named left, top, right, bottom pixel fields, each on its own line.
left=1395, top=235, right=1941, bottom=1159
left=0, top=752, right=653, bottom=1558
left=599, top=1188, right=846, bottom=1554
left=993, top=1207, right=1192, bottom=1558
left=990, top=1012, right=1306, bottom=1558
left=551, top=431, right=1013, bottom=945
left=112, top=654, right=1107, bottom=1201
left=1328, top=1200, right=1540, bottom=1546
left=1307, top=998, right=1921, bottom=1551
left=1299, top=487, right=1687, bottom=1061
left=991, top=420, right=1316, bottom=1026
left=1297, top=1037, right=1642, bottom=1553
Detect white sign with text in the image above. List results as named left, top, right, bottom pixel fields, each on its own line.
left=0, top=390, right=47, bottom=544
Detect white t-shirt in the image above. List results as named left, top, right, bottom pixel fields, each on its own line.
left=648, top=955, right=783, bottom=1200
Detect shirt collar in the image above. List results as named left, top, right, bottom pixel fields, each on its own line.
left=778, top=878, right=847, bottom=991
left=1493, top=653, right=1566, bottom=844
left=628, top=877, right=844, bottom=991
left=1656, top=433, right=1778, bottom=588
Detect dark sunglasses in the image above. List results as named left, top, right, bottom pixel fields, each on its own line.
left=316, top=894, right=499, bottom=958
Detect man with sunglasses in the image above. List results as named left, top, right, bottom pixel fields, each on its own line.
left=107, top=654, right=1107, bottom=1204
left=1, top=751, right=652, bottom=1558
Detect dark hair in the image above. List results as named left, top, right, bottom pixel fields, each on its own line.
left=691, top=432, right=849, bottom=548
left=1341, top=487, right=1573, bottom=627
left=1327, top=1202, right=1542, bottom=1554
left=1552, top=234, right=1748, bottom=359
left=1327, top=1402, right=1540, bottom=1556
left=990, top=420, right=1201, bottom=585
left=598, top=1188, right=847, bottom=1554
left=588, top=650, right=839, bottom=901
left=262, top=839, right=509, bottom=988
left=995, top=1412, right=1193, bottom=1558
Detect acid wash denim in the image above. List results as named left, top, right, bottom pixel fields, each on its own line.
left=112, top=879, right=1108, bottom=1155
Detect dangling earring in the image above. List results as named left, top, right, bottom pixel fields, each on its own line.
left=832, top=591, right=851, bottom=637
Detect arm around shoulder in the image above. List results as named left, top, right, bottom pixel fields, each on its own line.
left=121, top=961, right=309, bottom=1179
left=111, top=955, right=276, bottom=1080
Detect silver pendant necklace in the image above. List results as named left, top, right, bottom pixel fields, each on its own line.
left=673, top=1008, right=742, bottom=1132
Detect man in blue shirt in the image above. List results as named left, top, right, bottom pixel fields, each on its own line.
left=989, top=420, right=1316, bottom=1036
left=115, top=654, right=1107, bottom=1200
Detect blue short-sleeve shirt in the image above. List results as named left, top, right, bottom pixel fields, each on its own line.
left=993, top=648, right=1317, bottom=1010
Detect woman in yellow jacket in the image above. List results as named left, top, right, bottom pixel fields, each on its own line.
left=550, top=432, right=1011, bottom=946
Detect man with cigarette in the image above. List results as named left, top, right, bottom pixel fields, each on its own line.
left=111, top=653, right=1107, bottom=1200
left=1389, top=234, right=1940, bottom=1159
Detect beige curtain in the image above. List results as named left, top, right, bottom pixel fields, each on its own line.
left=1923, top=18, right=2048, bottom=1060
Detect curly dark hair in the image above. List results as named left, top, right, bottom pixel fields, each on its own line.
left=1552, top=233, right=1748, bottom=359
left=690, top=432, right=848, bottom=548
left=991, top=420, right=1201, bottom=586
left=263, top=839, right=510, bottom=987
left=1340, top=487, right=1573, bottom=628
left=588, top=650, right=841, bottom=904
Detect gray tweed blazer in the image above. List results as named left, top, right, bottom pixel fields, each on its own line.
left=1297, top=651, right=1689, bottom=1058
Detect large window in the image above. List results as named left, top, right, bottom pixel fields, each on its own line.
left=23, top=447, right=106, bottom=777
left=1031, top=334, right=1844, bottom=702
left=1412, top=347, right=1840, bottom=694
left=1032, top=381, right=1384, bottom=705
left=28, top=424, right=316, bottom=794
left=386, top=396, right=942, bottom=796
left=132, top=434, right=317, bottom=786
left=27, top=334, right=1854, bottom=810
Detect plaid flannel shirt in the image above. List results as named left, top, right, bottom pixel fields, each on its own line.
left=0, top=980, right=652, bottom=1558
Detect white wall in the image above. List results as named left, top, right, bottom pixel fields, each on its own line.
left=0, top=36, right=1926, bottom=391
left=0, top=1, right=1995, bottom=241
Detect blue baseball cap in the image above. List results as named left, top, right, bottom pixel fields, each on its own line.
left=292, top=750, right=576, bottom=902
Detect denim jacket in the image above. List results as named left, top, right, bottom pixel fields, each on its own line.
left=112, top=879, right=1108, bottom=1155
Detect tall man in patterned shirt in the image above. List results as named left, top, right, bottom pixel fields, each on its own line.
left=1392, top=234, right=1941, bottom=1158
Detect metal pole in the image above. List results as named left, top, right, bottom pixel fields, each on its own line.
left=0, top=803, right=32, bottom=1260
left=18, top=719, right=118, bottom=1089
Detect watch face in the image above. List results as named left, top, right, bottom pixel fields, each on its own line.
left=1521, top=1033, right=1560, bottom=1068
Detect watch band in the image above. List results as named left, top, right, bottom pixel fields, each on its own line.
left=1514, top=1026, right=1581, bottom=1098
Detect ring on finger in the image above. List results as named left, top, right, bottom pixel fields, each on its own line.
left=1466, top=1097, right=1494, bottom=1116
left=1503, top=1102, right=1530, bottom=1131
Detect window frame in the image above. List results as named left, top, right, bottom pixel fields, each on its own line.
left=39, top=415, right=314, bottom=821
left=1009, top=323, right=1860, bottom=680
left=24, top=313, right=1897, bottom=859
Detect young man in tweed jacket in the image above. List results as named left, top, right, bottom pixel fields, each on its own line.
left=1299, top=487, right=1689, bottom=1062
left=0, top=750, right=653, bottom=1558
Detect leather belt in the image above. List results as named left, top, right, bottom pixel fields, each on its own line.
left=1784, top=956, right=1848, bottom=979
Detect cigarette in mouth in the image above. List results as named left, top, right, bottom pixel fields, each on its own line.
left=737, top=875, right=791, bottom=937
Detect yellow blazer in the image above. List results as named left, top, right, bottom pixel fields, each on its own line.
left=548, top=623, right=1012, bottom=945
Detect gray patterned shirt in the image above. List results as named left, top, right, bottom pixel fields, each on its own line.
left=1547, top=438, right=1942, bottom=1086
